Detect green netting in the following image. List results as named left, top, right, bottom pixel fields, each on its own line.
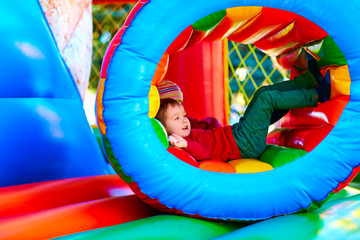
left=227, top=41, right=289, bottom=124
left=90, top=3, right=135, bottom=90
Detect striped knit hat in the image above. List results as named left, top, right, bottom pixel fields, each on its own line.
left=156, top=80, right=183, bottom=102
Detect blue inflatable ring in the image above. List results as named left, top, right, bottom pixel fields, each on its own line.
left=99, top=0, right=360, bottom=221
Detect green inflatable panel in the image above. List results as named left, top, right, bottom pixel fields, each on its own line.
left=312, top=36, right=348, bottom=68
left=54, top=188, right=358, bottom=240
left=55, top=215, right=243, bottom=240
left=213, top=191, right=360, bottom=240
left=151, top=118, right=169, bottom=148
left=192, top=10, right=226, bottom=31
left=260, top=144, right=308, bottom=168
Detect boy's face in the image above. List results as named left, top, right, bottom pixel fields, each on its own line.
left=164, top=104, right=191, bottom=137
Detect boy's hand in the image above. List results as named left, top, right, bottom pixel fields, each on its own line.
left=168, top=134, right=187, bottom=148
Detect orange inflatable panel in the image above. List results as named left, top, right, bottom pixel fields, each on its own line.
left=205, top=6, right=262, bottom=41
left=228, top=7, right=296, bottom=45
left=199, top=160, right=236, bottom=173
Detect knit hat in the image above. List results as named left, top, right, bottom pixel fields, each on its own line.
left=156, top=80, right=183, bottom=102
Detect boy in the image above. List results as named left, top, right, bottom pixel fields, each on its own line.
left=155, top=70, right=321, bottom=161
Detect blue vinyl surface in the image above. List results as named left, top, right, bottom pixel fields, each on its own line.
left=0, top=0, right=110, bottom=187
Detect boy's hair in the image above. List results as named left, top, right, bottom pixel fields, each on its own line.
left=155, top=98, right=183, bottom=125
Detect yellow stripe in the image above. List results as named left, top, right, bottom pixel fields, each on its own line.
left=223, top=39, right=230, bottom=125
left=327, top=65, right=351, bottom=98
left=96, top=78, right=107, bottom=135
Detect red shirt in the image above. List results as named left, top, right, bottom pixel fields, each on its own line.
left=188, top=117, right=222, bottom=130
left=184, top=126, right=241, bottom=162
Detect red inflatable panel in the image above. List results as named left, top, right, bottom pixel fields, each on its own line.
left=100, top=26, right=126, bottom=78
left=185, top=29, right=208, bottom=48
left=280, top=96, right=349, bottom=128
left=0, top=195, right=159, bottom=239
left=276, top=47, right=308, bottom=70
left=168, top=147, right=199, bottom=167
left=267, top=96, right=349, bottom=152
left=267, top=125, right=333, bottom=152
left=334, top=166, right=360, bottom=193
left=165, top=41, right=227, bottom=126
left=166, top=26, right=193, bottom=54
left=0, top=175, right=132, bottom=218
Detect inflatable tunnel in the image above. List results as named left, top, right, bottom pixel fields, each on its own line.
left=96, top=0, right=360, bottom=221
left=2, top=0, right=360, bottom=239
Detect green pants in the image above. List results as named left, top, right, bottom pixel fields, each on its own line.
left=232, top=71, right=319, bottom=159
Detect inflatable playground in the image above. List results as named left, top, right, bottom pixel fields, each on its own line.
left=1, top=0, right=360, bottom=239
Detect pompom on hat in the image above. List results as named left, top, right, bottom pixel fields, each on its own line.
left=156, top=80, right=183, bottom=102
